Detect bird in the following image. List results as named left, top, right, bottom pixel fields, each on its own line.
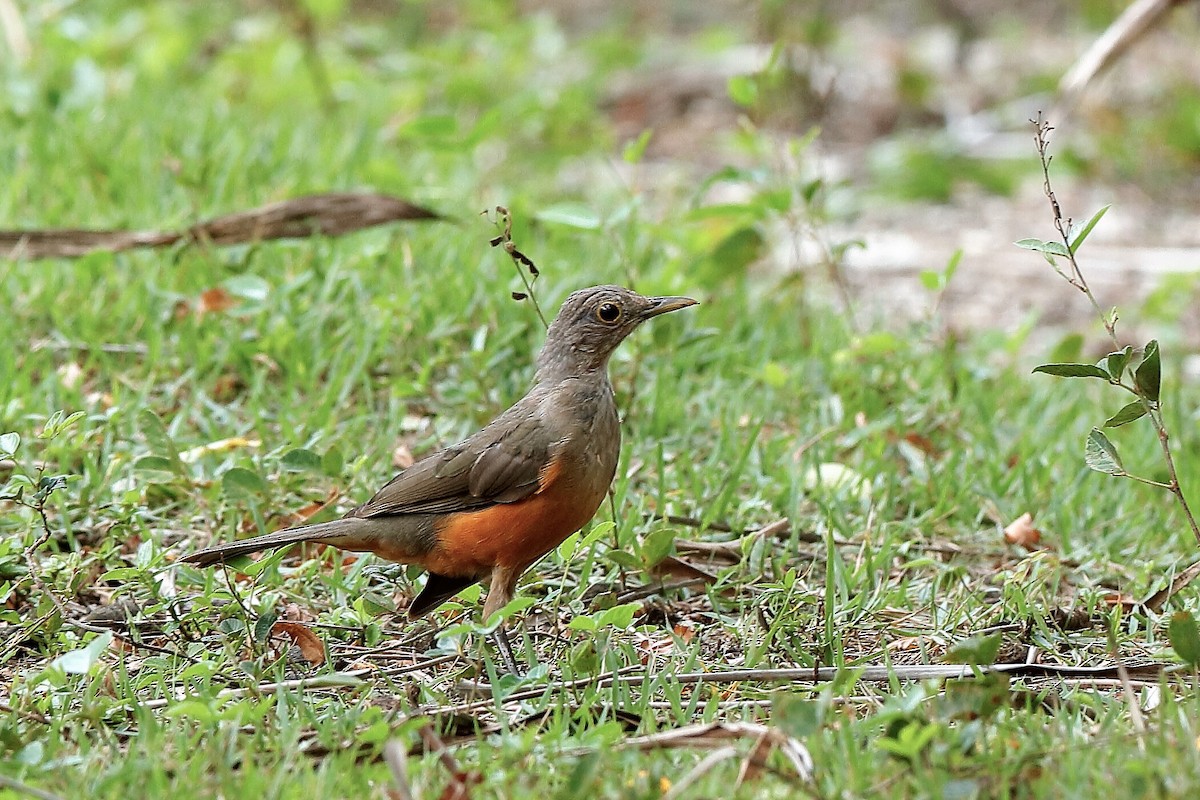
left=180, top=285, right=696, bottom=666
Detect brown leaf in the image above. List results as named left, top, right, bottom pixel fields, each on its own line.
left=212, top=372, right=246, bottom=402
left=903, top=431, right=941, bottom=457
left=736, top=727, right=773, bottom=787
left=282, top=488, right=341, bottom=527
left=673, top=620, right=697, bottom=643
left=280, top=602, right=317, bottom=623
left=1003, top=512, right=1042, bottom=550
left=392, top=443, right=415, bottom=470
left=1102, top=591, right=1138, bottom=611
left=197, top=286, right=236, bottom=315
left=648, top=555, right=719, bottom=585
left=271, top=621, right=326, bottom=666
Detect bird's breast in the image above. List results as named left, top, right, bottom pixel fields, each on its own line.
left=425, top=381, right=621, bottom=577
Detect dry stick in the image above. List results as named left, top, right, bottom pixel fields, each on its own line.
left=0, top=775, right=66, bottom=800
left=427, top=660, right=1170, bottom=717
left=661, top=746, right=741, bottom=800
left=383, top=740, right=415, bottom=800
left=0, top=700, right=52, bottom=726
left=1033, top=115, right=1200, bottom=553
left=137, top=653, right=460, bottom=710
left=417, top=723, right=475, bottom=800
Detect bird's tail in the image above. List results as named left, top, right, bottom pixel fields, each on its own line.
left=178, top=518, right=360, bottom=568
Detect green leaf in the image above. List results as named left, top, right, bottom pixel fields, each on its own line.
left=280, top=448, right=322, bottom=473
left=606, top=550, right=640, bottom=570
left=1168, top=611, right=1200, bottom=666
left=1014, top=238, right=1070, bottom=257
left=222, top=467, right=267, bottom=497
left=946, top=633, right=1002, bottom=666
left=1134, top=340, right=1161, bottom=402
left=223, top=274, right=270, bottom=302
left=940, top=673, right=1010, bottom=721
left=0, top=432, right=19, bottom=458
left=596, top=602, right=638, bottom=629
left=535, top=203, right=601, bottom=230
left=1031, top=363, right=1111, bottom=380
left=163, top=700, right=218, bottom=724
left=943, top=249, right=962, bottom=283
left=48, top=632, right=112, bottom=675
left=1084, top=428, right=1124, bottom=475
left=397, top=113, right=458, bottom=141
left=99, top=567, right=141, bottom=582
left=566, top=614, right=598, bottom=632
left=727, top=74, right=758, bottom=107
left=640, top=527, right=676, bottom=567
left=1103, top=401, right=1148, bottom=428
left=321, top=445, right=344, bottom=477
left=1047, top=333, right=1084, bottom=364
left=253, top=608, right=279, bottom=644
left=622, top=129, right=653, bottom=164
left=1067, top=204, right=1111, bottom=250
left=709, top=226, right=765, bottom=273
left=138, top=409, right=186, bottom=475
left=39, top=410, right=85, bottom=439
left=1103, top=346, right=1134, bottom=381
left=134, top=455, right=180, bottom=483
left=772, top=691, right=825, bottom=737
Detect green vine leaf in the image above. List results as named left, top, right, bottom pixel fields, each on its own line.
left=1084, top=428, right=1123, bottom=475
left=1134, top=340, right=1160, bottom=403
left=1103, top=401, right=1148, bottom=428
left=1032, top=363, right=1111, bottom=380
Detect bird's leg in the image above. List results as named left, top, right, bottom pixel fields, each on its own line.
left=483, top=567, right=522, bottom=675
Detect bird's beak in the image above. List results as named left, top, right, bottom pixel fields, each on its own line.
left=641, top=295, right=699, bottom=319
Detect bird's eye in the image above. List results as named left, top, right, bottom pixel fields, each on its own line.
left=596, top=302, right=621, bottom=323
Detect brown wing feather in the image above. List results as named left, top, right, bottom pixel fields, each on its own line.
left=349, top=403, right=552, bottom=519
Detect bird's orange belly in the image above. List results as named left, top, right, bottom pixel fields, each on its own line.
left=426, top=479, right=606, bottom=577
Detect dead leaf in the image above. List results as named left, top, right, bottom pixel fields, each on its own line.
left=673, top=620, right=697, bottom=643
left=393, top=443, right=415, bottom=470
left=197, top=286, right=236, bottom=315
left=212, top=372, right=246, bottom=402
left=57, top=361, right=84, bottom=389
left=903, top=431, right=941, bottom=457
left=735, top=727, right=773, bottom=787
left=178, top=436, right=261, bottom=463
left=1143, top=559, right=1200, bottom=612
left=649, top=555, right=719, bottom=585
left=271, top=621, right=326, bottom=666
left=1102, top=592, right=1138, bottom=611
left=280, top=602, right=317, bottom=623
left=1003, top=512, right=1042, bottom=550
left=279, top=488, right=341, bottom=527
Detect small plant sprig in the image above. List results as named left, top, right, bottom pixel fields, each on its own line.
left=1, top=411, right=85, bottom=625
left=485, top=206, right=548, bottom=330
left=1016, top=114, right=1200, bottom=557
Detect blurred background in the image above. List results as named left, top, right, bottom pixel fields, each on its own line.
left=2, top=0, right=1199, bottom=350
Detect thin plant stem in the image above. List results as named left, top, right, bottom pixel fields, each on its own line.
left=1032, top=113, right=1200, bottom=549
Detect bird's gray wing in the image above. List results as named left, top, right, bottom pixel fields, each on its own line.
left=347, top=405, right=553, bottom=518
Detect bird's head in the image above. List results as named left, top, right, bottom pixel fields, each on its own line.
left=535, top=285, right=697, bottom=381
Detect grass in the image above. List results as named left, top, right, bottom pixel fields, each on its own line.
left=3, top=2, right=1200, bottom=798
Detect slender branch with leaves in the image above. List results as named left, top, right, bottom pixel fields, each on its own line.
left=1016, top=113, right=1200, bottom=559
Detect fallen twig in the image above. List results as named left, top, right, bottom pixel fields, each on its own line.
left=1, top=192, right=441, bottom=260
